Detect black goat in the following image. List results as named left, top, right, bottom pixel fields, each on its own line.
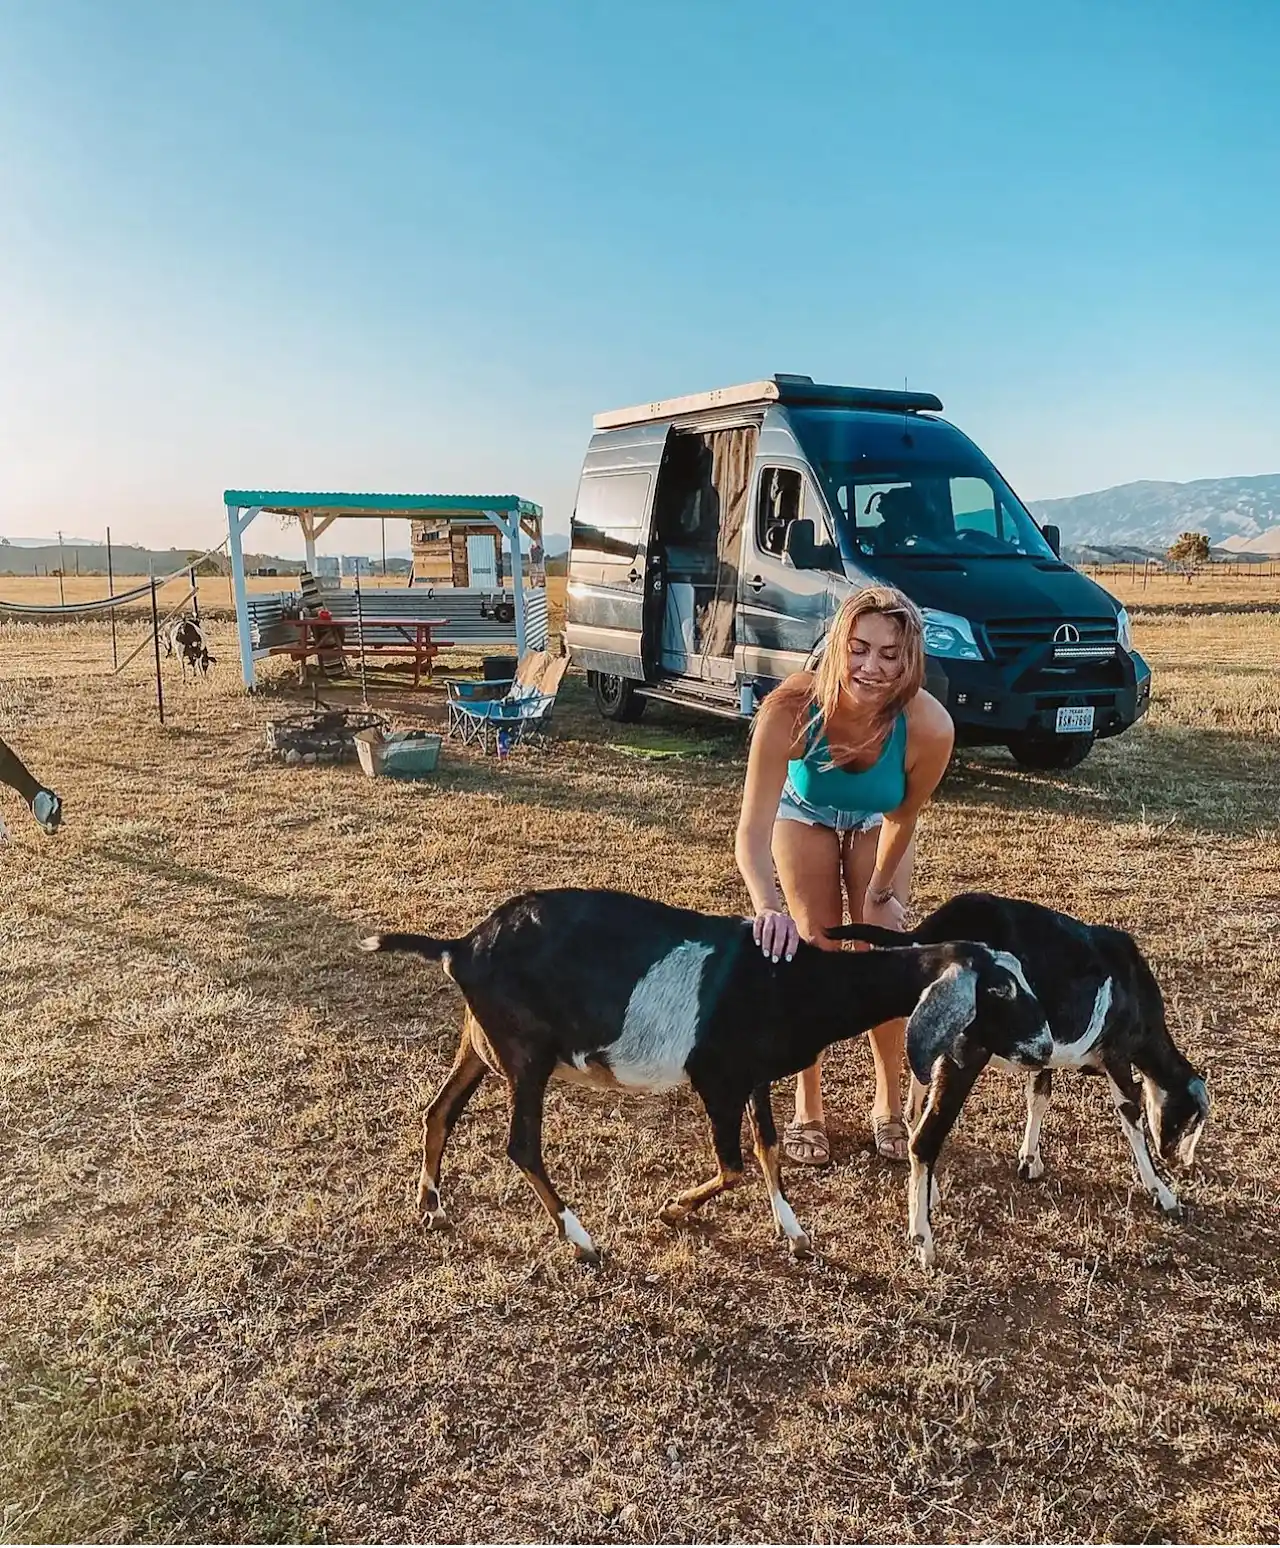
left=361, top=887, right=1049, bottom=1265
left=838, top=892, right=1209, bottom=1267
left=164, top=617, right=215, bottom=679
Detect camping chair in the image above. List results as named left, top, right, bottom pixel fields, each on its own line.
left=446, top=650, right=570, bottom=752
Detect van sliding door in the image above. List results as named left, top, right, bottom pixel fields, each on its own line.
left=564, top=455, right=663, bottom=679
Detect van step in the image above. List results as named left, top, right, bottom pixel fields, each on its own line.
left=635, top=681, right=744, bottom=720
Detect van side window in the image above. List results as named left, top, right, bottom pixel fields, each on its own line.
left=756, top=468, right=803, bottom=556
left=570, top=472, right=651, bottom=558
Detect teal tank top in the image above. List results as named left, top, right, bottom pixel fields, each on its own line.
left=786, top=711, right=908, bottom=816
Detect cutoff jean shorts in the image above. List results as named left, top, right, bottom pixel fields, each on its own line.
left=776, top=777, right=884, bottom=836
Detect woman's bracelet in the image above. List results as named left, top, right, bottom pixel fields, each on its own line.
left=866, top=883, right=898, bottom=907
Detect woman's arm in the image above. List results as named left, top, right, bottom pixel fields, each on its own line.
left=735, top=690, right=803, bottom=960
left=864, top=692, right=955, bottom=928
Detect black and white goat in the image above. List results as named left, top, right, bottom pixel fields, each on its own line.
left=839, top=892, right=1209, bottom=1267
left=163, top=617, right=215, bottom=679
left=361, top=887, right=1049, bottom=1265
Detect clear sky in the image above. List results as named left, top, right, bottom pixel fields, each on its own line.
left=1, top=0, right=1276, bottom=555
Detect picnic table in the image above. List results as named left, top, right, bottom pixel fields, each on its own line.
left=274, top=616, right=453, bottom=688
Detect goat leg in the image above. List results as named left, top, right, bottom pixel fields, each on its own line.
left=657, top=1095, right=744, bottom=1229
left=416, top=1021, right=488, bottom=1228
left=1102, top=1055, right=1182, bottom=1218
left=909, top=1046, right=988, bottom=1268
left=747, top=1083, right=811, bottom=1257
left=1017, top=1069, right=1053, bottom=1181
left=504, top=1060, right=600, bottom=1265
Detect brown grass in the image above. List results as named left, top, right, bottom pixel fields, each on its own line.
left=2, top=593, right=1279, bottom=1544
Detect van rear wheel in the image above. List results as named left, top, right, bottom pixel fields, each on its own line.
left=1007, top=732, right=1095, bottom=770
left=590, top=671, right=646, bottom=722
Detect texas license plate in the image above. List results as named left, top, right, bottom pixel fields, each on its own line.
left=1055, top=706, right=1095, bottom=734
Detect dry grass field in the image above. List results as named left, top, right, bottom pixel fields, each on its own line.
left=2, top=572, right=1279, bottom=1544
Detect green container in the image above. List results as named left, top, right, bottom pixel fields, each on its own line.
left=356, top=729, right=442, bottom=780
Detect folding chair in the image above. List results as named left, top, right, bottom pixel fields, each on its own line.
left=446, top=651, right=569, bottom=752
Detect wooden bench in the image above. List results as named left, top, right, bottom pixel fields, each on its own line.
left=270, top=617, right=453, bottom=688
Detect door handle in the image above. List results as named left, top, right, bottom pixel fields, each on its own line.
left=628, top=567, right=642, bottom=584
left=747, top=574, right=766, bottom=592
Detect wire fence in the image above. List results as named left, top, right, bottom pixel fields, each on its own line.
left=1080, top=560, right=1279, bottom=585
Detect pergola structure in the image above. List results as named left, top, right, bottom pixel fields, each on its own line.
left=224, top=490, right=543, bottom=688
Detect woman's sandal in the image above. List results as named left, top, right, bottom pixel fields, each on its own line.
left=871, top=1115, right=910, bottom=1164
left=783, top=1120, right=831, bottom=1168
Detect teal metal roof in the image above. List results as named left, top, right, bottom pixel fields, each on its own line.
left=224, top=490, right=542, bottom=519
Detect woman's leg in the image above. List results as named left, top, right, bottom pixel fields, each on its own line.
left=843, top=825, right=916, bottom=1160
left=771, top=818, right=844, bottom=1145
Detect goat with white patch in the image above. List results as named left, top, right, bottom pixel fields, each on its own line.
left=164, top=617, right=216, bottom=680
left=361, top=887, right=1049, bottom=1265
left=839, top=892, right=1209, bottom=1266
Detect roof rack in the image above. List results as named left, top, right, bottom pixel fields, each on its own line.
left=593, top=374, right=943, bottom=430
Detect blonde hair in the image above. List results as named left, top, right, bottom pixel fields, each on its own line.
left=763, top=585, right=925, bottom=764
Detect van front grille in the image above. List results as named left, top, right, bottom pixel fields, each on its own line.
left=984, top=617, right=1118, bottom=663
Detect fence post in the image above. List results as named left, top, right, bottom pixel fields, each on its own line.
left=107, top=526, right=118, bottom=670
left=151, top=578, right=165, bottom=725
left=190, top=566, right=200, bottom=625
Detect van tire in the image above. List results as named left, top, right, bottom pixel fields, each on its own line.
left=590, top=672, right=646, bottom=722
left=1007, top=732, right=1095, bottom=771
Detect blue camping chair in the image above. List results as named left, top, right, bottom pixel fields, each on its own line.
left=446, top=651, right=569, bottom=752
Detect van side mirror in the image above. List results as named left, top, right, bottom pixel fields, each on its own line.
left=783, top=519, right=839, bottom=572
left=1041, top=523, right=1061, bottom=558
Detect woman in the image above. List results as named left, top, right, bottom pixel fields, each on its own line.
left=734, top=586, right=953, bottom=1166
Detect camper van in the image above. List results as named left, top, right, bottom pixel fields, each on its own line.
left=564, top=375, right=1150, bottom=770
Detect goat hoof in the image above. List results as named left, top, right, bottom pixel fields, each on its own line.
left=911, top=1234, right=936, bottom=1270
left=1017, top=1156, right=1044, bottom=1182
left=420, top=1208, right=451, bottom=1231
left=1157, top=1197, right=1185, bottom=1221
left=572, top=1243, right=602, bottom=1268
left=787, top=1233, right=812, bottom=1260
left=657, top=1200, right=687, bottom=1228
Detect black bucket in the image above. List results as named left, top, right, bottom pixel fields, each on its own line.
left=483, top=654, right=517, bottom=684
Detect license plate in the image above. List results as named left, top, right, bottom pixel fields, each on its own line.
left=1055, top=706, right=1095, bottom=734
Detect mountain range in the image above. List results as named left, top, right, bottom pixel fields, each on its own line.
left=1028, top=473, right=1280, bottom=551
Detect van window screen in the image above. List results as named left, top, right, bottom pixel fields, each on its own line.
left=571, top=472, right=652, bottom=558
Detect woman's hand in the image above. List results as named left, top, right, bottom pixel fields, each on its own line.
left=863, top=888, right=907, bottom=933
left=753, top=909, right=800, bottom=963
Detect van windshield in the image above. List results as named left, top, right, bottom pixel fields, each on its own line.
left=788, top=410, right=1056, bottom=562
left=819, top=460, right=1056, bottom=562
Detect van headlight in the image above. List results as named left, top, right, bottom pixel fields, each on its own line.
left=921, top=608, right=983, bottom=661
left=1116, top=607, right=1133, bottom=653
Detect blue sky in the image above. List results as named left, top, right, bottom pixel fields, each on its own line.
left=1, top=0, right=1276, bottom=555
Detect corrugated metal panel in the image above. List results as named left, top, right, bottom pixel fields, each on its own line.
left=247, top=588, right=549, bottom=652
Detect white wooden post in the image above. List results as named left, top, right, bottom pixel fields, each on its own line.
left=227, top=502, right=261, bottom=688
left=502, top=509, right=527, bottom=657
left=302, top=516, right=318, bottom=574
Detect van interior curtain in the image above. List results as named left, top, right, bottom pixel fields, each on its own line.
left=697, top=425, right=757, bottom=659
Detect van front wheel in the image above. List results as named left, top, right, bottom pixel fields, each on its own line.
left=590, top=671, right=646, bottom=722
left=1007, top=732, right=1095, bottom=771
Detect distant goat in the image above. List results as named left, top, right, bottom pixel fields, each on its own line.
left=839, top=892, right=1209, bottom=1266
left=164, top=617, right=215, bottom=679
left=361, top=887, right=1048, bottom=1265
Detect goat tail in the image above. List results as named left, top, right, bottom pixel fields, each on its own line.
left=359, top=930, right=462, bottom=969
left=827, top=922, right=920, bottom=948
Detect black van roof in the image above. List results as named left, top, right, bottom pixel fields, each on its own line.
left=593, top=375, right=943, bottom=431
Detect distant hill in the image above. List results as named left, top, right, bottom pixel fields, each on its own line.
left=0, top=542, right=306, bottom=578
left=1029, top=474, right=1280, bottom=550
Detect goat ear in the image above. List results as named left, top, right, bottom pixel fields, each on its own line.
left=905, top=962, right=978, bottom=1083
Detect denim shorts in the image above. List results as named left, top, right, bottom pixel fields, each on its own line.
left=776, top=778, right=884, bottom=836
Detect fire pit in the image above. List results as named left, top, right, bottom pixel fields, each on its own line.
left=265, top=708, right=389, bottom=765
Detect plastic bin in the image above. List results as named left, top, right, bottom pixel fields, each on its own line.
left=355, top=729, right=442, bottom=780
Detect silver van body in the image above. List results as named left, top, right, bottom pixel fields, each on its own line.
left=564, top=376, right=1150, bottom=768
